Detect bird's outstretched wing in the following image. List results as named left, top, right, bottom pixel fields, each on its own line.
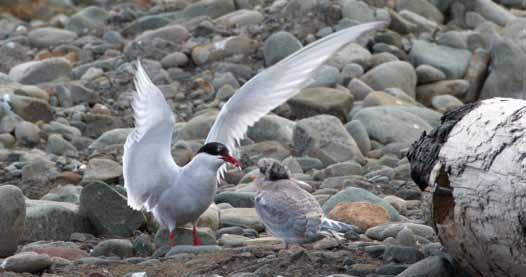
left=123, top=61, right=180, bottom=211
left=205, top=21, right=387, bottom=176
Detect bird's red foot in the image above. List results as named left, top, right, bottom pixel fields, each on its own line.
left=169, top=230, right=176, bottom=247
left=192, top=226, right=202, bottom=246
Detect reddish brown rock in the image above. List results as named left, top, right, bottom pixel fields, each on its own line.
left=327, top=201, right=390, bottom=230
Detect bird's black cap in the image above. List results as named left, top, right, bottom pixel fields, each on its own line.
left=197, top=142, right=229, bottom=156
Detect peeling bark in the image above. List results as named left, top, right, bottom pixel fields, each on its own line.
left=409, top=98, right=526, bottom=277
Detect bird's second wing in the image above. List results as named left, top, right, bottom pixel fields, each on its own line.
left=123, top=61, right=179, bottom=211
left=205, top=21, right=387, bottom=175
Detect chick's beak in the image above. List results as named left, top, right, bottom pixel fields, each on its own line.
left=222, top=155, right=241, bottom=169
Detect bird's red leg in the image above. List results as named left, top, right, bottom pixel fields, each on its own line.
left=169, top=230, right=176, bottom=247
left=192, top=225, right=202, bottom=246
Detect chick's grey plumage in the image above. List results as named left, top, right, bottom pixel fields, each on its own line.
left=255, top=159, right=360, bottom=246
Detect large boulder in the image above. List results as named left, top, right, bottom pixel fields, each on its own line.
left=79, top=181, right=144, bottom=237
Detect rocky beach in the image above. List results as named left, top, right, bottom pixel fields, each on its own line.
left=0, top=0, right=522, bottom=276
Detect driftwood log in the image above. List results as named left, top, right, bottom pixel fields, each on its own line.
left=408, top=98, right=526, bottom=277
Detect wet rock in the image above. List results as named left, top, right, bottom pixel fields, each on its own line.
left=79, top=181, right=144, bottom=237
left=0, top=185, right=25, bottom=258
left=293, top=115, right=364, bottom=166
left=263, top=31, right=302, bottom=66
left=327, top=202, right=391, bottom=230
left=9, top=58, right=71, bottom=85
left=288, top=87, right=353, bottom=122
left=24, top=199, right=90, bottom=242
left=92, top=239, right=134, bottom=258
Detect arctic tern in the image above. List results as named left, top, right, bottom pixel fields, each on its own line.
left=122, top=21, right=387, bottom=246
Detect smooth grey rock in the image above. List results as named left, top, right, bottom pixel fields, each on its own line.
left=83, top=158, right=122, bottom=183
left=361, top=61, right=417, bottom=98
left=353, top=106, right=433, bottom=144
left=89, top=128, right=132, bottom=151
left=328, top=44, right=372, bottom=70
left=345, top=120, right=370, bottom=156
left=0, top=185, right=25, bottom=258
left=263, top=31, right=302, bottom=66
left=64, top=6, right=110, bottom=34
left=79, top=181, right=144, bottom=237
left=322, top=186, right=401, bottom=220
left=28, top=27, right=77, bottom=48
left=409, top=40, right=471, bottom=79
left=24, top=199, right=90, bottom=242
left=92, top=239, right=134, bottom=258
left=9, top=94, right=53, bottom=123
left=247, top=114, right=294, bottom=146
left=471, top=0, right=516, bottom=26
left=20, top=157, right=59, bottom=199
left=9, top=58, right=71, bottom=85
left=135, top=25, right=189, bottom=44
left=396, top=0, right=444, bottom=23
left=14, top=121, right=40, bottom=147
left=366, top=223, right=435, bottom=240
left=41, top=185, right=82, bottom=204
left=348, top=78, right=374, bottom=100
left=342, top=0, right=376, bottom=23
left=310, top=65, right=339, bottom=88
left=431, top=95, right=464, bottom=112
left=47, top=134, right=78, bottom=157
left=215, top=191, right=255, bottom=208
left=288, top=87, right=354, bottom=122
left=41, top=121, right=81, bottom=140
left=1, top=251, right=51, bottom=273
left=178, top=0, right=236, bottom=19
left=480, top=39, right=526, bottom=99
left=415, top=64, right=447, bottom=85
left=398, top=255, right=455, bottom=277
left=293, top=115, right=364, bottom=166
left=220, top=208, right=264, bottom=231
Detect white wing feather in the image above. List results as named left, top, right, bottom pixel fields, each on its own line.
left=123, top=61, right=180, bottom=211
left=205, top=21, right=387, bottom=176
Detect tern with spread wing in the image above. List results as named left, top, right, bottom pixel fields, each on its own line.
left=123, top=21, right=387, bottom=246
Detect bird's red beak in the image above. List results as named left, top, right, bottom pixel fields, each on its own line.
left=223, top=155, right=241, bottom=169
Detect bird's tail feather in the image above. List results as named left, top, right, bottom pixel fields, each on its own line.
left=320, top=218, right=362, bottom=234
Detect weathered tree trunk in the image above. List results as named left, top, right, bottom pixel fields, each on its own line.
left=408, top=98, right=526, bottom=277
